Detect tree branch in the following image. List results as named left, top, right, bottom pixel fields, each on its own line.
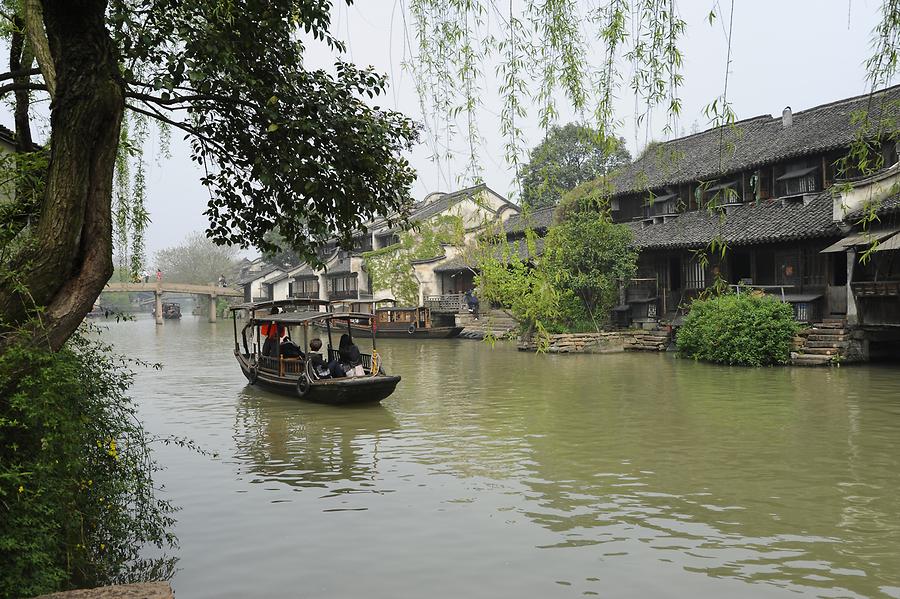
left=23, top=0, right=54, bottom=99
left=0, top=66, right=41, bottom=83
left=124, top=101, right=230, bottom=156
left=0, top=81, right=46, bottom=97
left=125, top=88, right=258, bottom=110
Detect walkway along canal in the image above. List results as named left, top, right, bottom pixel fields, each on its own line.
left=102, top=315, right=900, bottom=599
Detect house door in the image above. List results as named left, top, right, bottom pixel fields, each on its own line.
left=667, top=255, right=682, bottom=312
left=827, top=253, right=848, bottom=314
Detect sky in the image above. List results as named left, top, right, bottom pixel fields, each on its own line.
left=0, top=1, right=892, bottom=260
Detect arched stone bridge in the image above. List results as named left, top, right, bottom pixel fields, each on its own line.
left=102, top=282, right=243, bottom=324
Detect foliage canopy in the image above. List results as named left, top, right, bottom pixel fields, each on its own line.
left=676, top=293, right=799, bottom=366
left=543, top=206, right=637, bottom=329
left=519, top=125, right=630, bottom=209
left=154, top=232, right=241, bottom=286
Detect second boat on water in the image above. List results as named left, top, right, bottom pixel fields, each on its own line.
left=336, top=301, right=463, bottom=339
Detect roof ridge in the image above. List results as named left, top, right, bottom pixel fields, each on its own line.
left=640, top=114, right=773, bottom=152
left=790, top=83, right=900, bottom=118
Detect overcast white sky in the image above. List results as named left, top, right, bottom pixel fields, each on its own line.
left=0, top=1, right=892, bottom=259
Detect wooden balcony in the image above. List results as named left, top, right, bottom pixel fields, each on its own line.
left=290, top=290, right=320, bottom=299
left=852, top=281, right=900, bottom=297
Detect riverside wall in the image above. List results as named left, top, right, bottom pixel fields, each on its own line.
left=517, top=329, right=672, bottom=353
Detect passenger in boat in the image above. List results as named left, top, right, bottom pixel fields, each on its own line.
left=280, top=338, right=304, bottom=359
left=308, top=338, right=331, bottom=378
left=338, top=333, right=365, bottom=377
left=260, top=307, right=285, bottom=356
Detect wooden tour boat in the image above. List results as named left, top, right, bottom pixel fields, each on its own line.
left=153, top=302, right=182, bottom=319
left=334, top=300, right=463, bottom=339
left=230, top=299, right=401, bottom=405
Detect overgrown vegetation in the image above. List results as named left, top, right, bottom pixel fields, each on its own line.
left=676, top=292, right=799, bottom=366
left=0, top=332, right=176, bottom=598
left=363, top=215, right=464, bottom=305
left=476, top=199, right=636, bottom=341
left=543, top=200, right=637, bottom=330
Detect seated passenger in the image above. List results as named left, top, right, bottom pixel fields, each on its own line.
left=280, top=339, right=304, bottom=358
left=338, top=333, right=365, bottom=377
left=308, top=338, right=331, bottom=378
left=260, top=307, right=284, bottom=357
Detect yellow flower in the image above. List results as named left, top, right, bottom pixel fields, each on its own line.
left=18, top=485, right=23, bottom=494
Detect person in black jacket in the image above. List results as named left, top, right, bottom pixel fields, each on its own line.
left=325, top=334, right=361, bottom=377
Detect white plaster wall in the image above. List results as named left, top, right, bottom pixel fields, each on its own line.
left=834, top=165, right=900, bottom=221
left=271, top=278, right=290, bottom=300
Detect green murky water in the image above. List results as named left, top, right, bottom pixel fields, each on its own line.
left=100, top=315, right=900, bottom=598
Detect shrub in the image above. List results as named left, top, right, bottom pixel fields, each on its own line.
left=0, top=331, right=177, bottom=597
left=676, top=292, right=799, bottom=366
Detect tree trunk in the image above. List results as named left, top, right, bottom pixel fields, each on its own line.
left=0, top=0, right=123, bottom=351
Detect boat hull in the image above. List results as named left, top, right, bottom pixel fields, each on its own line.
left=372, top=326, right=463, bottom=339
left=236, top=354, right=400, bottom=405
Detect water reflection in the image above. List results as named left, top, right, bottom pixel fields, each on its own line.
left=232, top=390, right=399, bottom=495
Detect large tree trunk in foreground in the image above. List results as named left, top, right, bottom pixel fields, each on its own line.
left=0, top=0, right=123, bottom=351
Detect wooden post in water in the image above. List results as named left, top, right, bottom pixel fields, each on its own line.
left=209, top=292, right=217, bottom=323
left=155, top=284, right=163, bottom=325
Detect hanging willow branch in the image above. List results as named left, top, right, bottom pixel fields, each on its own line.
left=405, top=0, right=686, bottom=197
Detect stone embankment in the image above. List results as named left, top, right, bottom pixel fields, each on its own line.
left=35, top=582, right=173, bottom=599
left=518, top=328, right=672, bottom=353
left=457, top=310, right=518, bottom=339
left=791, top=318, right=866, bottom=366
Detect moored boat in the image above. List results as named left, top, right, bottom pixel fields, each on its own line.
left=333, top=300, right=463, bottom=339
left=230, top=299, right=401, bottom=405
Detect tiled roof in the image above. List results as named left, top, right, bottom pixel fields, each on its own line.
left=436, top=237, right=547, bottom=273
left=611, top=85, right=900, bottom=196
left=289, top=264, right=317, bottom=278
left=628, top=192, right=842, bottom=250
left=503, top=205, right=556, bottom=236
left=325, top=253, right=351, bottom=275
left=0, top=124, right=16, bottom=146
left=237, top=264, right=281, bottom=285
left=373, top=183, right=517, bottom=233
left=432, top=254, right=470, bottom=273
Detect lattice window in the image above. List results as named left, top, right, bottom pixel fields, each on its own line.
left=683, top=260, right=706, bottom=290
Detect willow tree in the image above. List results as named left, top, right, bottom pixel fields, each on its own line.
left=409, top=0, right=900, bottom=211
left=0, top=0, right=417, bottom=352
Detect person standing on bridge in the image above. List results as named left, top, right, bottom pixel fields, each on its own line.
left=142, top=270, right=150, bottom=283
left=156, top=268, right=162, bottom=282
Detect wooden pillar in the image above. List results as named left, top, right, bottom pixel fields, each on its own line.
left=155, top=288, right=163, bottom=325
left=208, top=293, right=217, bottom=323
left=846, top=249, right=858, bottom=325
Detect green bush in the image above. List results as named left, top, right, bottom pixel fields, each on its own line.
left=0, top=331, right=176, bottom=598
left=676, top=292, right=799, bottom=366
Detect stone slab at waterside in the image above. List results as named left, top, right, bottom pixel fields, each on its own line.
left=518, top=329, right=672, bottom=353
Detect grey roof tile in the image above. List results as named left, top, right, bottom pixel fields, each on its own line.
left=612, top=85, right=900, bottom=195
left=504, top=206, right=556, bottom=235
left=628, top=192, right=842, bottom=250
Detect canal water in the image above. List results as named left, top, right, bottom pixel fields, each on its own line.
left=99, top=315, right=900, bottom=598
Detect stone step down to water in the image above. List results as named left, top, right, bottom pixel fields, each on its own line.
left=791, top=318, right=852, bottom=366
